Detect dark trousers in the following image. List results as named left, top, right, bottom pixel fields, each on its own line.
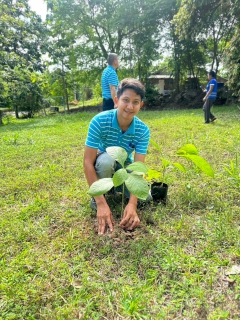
left=203, top=99, right=215, bottom=123
left=102, top=98, right=114, bottom=111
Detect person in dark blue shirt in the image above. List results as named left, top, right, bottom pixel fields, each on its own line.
left=202, top=70, right=218, bottom=123
left=101, top=53, right=119, bottom=111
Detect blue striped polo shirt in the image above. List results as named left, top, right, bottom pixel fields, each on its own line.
left=206, top=78, right=218, bottom=99
left=101, top=66, right=119, bottom=99
left=85, top=109, right=150, bottom=162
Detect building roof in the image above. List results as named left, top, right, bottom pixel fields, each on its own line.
left=149, top=74, right=228, bottom=82
left=216, top=76, right=228, bottom=83
left=149, top=75, right=173, bottom=79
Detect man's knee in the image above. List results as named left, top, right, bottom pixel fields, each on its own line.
left=95, top=152, right=116, bottom=178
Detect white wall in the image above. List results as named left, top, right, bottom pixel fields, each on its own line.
left=158, top=80, right=165, bottom=94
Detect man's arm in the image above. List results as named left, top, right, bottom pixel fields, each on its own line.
left=84, top=146, right=114, bottom=234
left=110, top=85, right=117, bottom=104
left=119, top=153, right=146, bottom=230
left=203, top=84, right=214, bottom=101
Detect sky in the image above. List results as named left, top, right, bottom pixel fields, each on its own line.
left=28, top=0, right=48, bottom=20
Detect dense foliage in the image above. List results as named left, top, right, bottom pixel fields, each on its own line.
left=1, top=0, right=240, bottom=115
left=173, top=0, right=240, bottom=94
left=0, top=0, right=47, bottom=115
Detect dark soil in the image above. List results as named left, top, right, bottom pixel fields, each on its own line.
left=89, top=193, right=162, bottom=241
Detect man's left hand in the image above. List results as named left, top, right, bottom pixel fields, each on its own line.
left=119, top=203, right=140, bottom=230
left=203, top=97, right=207, bottom=102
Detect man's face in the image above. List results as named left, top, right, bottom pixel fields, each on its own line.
left=114, top=58, right=119, bottom=69
left=114, top=89, right=144, bottom=121
left=208, top=74, right=212, bottom=80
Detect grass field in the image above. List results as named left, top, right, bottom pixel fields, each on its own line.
left=0, top=106, right=240, bottom=319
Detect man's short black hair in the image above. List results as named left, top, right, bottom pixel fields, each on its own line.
left=107, top=53, right=118, bottom=66
left=209, top=70, right=216, bottom=78
left=117, top=78, right=145, bottom=101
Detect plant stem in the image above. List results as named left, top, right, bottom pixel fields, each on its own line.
left=121, top=183, right=125, bottom=218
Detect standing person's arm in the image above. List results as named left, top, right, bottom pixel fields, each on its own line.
left=110, top=85, right=117, bottom=102
left=203, top=84, right=214, bottom=101
left=84, top=146, right=114, bottom=235
left=119, top=153, right=146, bottom=230
left=108, top=69, right=119, bottom=107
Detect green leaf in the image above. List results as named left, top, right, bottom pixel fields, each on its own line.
left=150, top=139, right=161, bottom=151
left=224, top=166, right=233, bottom=176
left=88, top=178, right=114, bottom=196
left=31, top=76, right=37, bottom=83
left=106, top=147, right=127, bottom=167
left=177, top=144, right=198, bottom=155
left=113, top=169, right=128, bottom=187
left=146, top=169, right=161, bottom=181
left=160, top=157, right=171, bottom=168
left=172, top=162, right=186, bottom=172
left=131, top=171, right=146, bottom=176
left=125, top=175, right=150, bottom=200
left=184, top=155, right=214, bottom=177
left=126, top=161, right=148, bottom=173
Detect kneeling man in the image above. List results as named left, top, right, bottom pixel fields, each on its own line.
left=84, top=78, right=150, bottom=235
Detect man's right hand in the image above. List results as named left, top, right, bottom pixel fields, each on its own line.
left=97, top=203, right=114, bottom=235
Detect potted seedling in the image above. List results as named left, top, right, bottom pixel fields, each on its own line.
left=147, top=139, right=214, bottom=204
left=88, top=146, right=150, bottom=216
left=146, top=140, right=176, bottom=205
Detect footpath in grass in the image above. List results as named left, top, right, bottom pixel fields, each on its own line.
left=0, top=106, right=239, bottom=319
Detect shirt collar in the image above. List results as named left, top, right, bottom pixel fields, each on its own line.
left=108, top=65, right=115, bottom=71
left=112, top=109, right=136, bottom=134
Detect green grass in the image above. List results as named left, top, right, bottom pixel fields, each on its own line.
left=77, top=97, right=102, bottom=107
left=0, top=106, right=240, bottom=319
left=54, top=97, right=102, bottom=112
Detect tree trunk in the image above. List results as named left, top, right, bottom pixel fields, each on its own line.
left=172, top=27, right=180, bottom=93
left=74, top=86, right=77, bottom=101
left=15, top=105, right=19, bottom=119
left=0, top=110, right=3, bottom=125
left=61, top=61, right=69, bottom=112
left=138, top=57, right=142, bottom=82
left=42, top=105, right=47, bottom=116
left=216, top=59, right=219, bottom=76
left=94, top=26, right=108, bottom=59
left=174, top=57, right=180, bottom=93
left=62, top=75, right=69, bottom=112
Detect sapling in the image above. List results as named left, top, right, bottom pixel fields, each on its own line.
left=88, top=146, right=150, bottom=216
left=147, top=139, right=214, bottom=185
left=176, top=143, right=214, bottom=177
left=147, top=140, right=214, bottom=203
left=147, top=139, right=185, bottom=186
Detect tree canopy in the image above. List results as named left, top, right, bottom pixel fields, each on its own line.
left=0, top=0, right=47, bottom=112
left=1, top=0, right=240, bottom=115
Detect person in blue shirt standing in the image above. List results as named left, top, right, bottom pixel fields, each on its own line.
left=202, top=70, right=218, bottom=123
left=101, top=53, right=119, bottom=111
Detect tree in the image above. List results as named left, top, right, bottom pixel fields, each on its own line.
left=173, top=0, right=237, bottom=74
left=10, top=68, right=43, bottom=118
left=0, top=0, right=47, bottom=113
left=224, top=28, right=240, bottom=98
left=223, top=1, right=240, bottom=97
left=46, top=0, right=161, bottom=79
left=0, top=0, right=47, bottom=70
